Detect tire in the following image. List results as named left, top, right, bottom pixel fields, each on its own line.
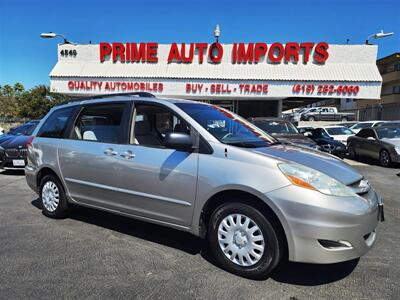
left=341, top=117, right=348, bottom=122
left=379, top=149, right=391, bottom=167
left=39, top=174, right=69, bottom=219
left=208, top=202, right=283, bottom=279
left=347, top=144, right=357, bottom=159
left=308, top=116, right=315, bottom=122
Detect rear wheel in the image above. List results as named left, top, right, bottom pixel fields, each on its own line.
left=379, top=149, right=391, bottom=167
left=208, top=202, right=283, bottom=279
left=308, top=116, right=315, bottom=122
left=39, top=175, right=69, bottom=218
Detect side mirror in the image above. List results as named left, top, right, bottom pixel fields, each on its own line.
left=164, top=132, right=193, bottom=151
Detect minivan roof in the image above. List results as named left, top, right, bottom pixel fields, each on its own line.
left=54, top=93, right=203, bottom=110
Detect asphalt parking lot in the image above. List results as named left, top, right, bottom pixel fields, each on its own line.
left=0, top=160, right=399, bottom=300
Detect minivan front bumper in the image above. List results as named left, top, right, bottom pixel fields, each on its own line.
left=266, top=185, right=383, bottom=264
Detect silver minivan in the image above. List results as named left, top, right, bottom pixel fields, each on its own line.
left=25, top=94, right=384, bottom=279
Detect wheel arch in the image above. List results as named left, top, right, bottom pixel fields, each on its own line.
left=198, top=189, right=290, bottom=260
left=36, top=166, right=62, bottom=189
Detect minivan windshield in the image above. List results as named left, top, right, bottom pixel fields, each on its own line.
left=176, top=103, right=277, bottom=147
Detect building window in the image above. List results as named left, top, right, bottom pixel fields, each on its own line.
left=393, top=86, right=400, bottom=94
left=394, top=63, right=400, bottom=71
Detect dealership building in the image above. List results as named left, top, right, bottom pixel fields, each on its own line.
left=49, top=41, right=382, bottom=118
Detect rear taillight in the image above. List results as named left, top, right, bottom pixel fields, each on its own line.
left=25, top=136, right=35, bottom=148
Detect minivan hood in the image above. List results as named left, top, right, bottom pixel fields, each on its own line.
left=250, top=144, right=362, bottom=185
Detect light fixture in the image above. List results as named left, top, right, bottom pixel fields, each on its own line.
left=40, top=32, right=74, bottom=44
left=366, top=30, right=394, bottom=45
left=214, top=25, right=221, bottom=43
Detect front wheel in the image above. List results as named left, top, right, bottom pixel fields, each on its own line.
left=341, top=117, right=348, bottom=122
left=308, top=116, right=315, bottom=122
left=379, top=149, right=391, bottom=167
left=208, top=202, right=283, bottom=279
left=347, top=144, right=357, bottom=159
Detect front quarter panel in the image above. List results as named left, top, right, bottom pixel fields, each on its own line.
left=191, top=142, right=290, bottom=236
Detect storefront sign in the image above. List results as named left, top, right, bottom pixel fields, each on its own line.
left=62, top=79, right=371, bottom=99
left=99, top=42, right=329, bottom=64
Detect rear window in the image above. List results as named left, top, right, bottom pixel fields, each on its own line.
left=9, top=123, right=37, bottom=136
left=37, top=107, right=75, bottom=138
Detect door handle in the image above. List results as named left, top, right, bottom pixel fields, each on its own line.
left=104, top=148, right=118, bottom=156
left=120, top=151, right=135, bottom=159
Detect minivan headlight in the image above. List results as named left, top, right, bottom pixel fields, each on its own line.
left=278, top=163, right=356, bottom=197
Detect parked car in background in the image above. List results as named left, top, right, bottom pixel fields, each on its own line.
left=347, top=126, right=400, bottom=167
left=248, top=118, right=318, bottom=149
left=330, top=121, right=358, bottom=128
left=349, top=121, right=386, bottom=134
left=322, top=125, right=355, bottom=145
left=375, top=121, right=400, bottom=127
left=25, top=94, right=383, bottom=279
left=0, top=120, right=40, bottom=144
left=281, top=108, right=311, bottom=126
left=281, top=113, right=299, bottom=126
left=297, top=126, right=315, bottom=134
left=301, top=107, right=355, bottom=122
left=302, top=128, right=347, bottom=158
left=0, top=120, right=40, bottom=169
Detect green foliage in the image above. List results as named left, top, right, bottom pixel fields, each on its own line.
left=0, top=84, right=20, bottom=117
left=0, top=83, right=70, bottom=119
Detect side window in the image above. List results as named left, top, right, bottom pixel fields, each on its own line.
left=37, top=107, right=75, bottom=138
left=72, top=103, right=126, bottom=144
left=132, top=104, right=190, bottom=147
left=357, top=129, right=374, bottom=139
left=356, top=129, right=367, bottom=138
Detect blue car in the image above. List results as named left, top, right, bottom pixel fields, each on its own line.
left=299, top=127, right=347, bottom=158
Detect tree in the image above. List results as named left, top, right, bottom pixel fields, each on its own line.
left=1, top=84, right=14, bottom=97
left=17, top=85, right=69, bottom=119
left=13, top=83, right=25, bottom=96
left=0, top=84, right=18, bottom=117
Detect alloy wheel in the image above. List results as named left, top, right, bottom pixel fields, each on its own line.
left=380, top=150, right=390, bottom=167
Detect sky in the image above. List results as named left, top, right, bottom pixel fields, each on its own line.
left=0, top=0, right=399, bottom=90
